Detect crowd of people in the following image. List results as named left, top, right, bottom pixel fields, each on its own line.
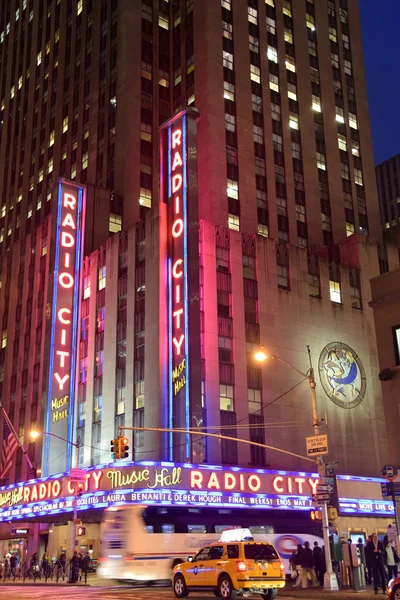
left=0, top=549, right=90, bottom=582
left=289, top=534, right=400, bottom=593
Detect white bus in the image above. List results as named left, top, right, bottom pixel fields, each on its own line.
left=97, top=505, right=323, bottom=583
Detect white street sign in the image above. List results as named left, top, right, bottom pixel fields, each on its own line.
left=306, top=434, right=328, bottom=456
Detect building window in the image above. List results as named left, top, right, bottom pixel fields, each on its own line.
left=267, top=46, right=278, bottom=63
left=248, top=389, right=261, bottom=414
left=83, top=275, right=90, bottom=299
left=346, top=222, right=355, bottom=236
left=218, top=337, right=233, bottom=363
left=251, top=65, right=261, bottom=83
left=349, top=269, right=362, bottom=310
left=393, top=326, right=400, bottom=366
left=220, top=384, right=234, bottom=411
left=1, top=330, right=6, bottom=349
left=338, top=134, right=347, bottom=151
left=228, top=214, right=240, bottom=231
left=109, top=213, right=122, bottom=233
left=258, top=224, right=268, bottom=237
left=329, top=280, right=341, bottom=304
left=98, top=265, right=106, bottom=290
left=135, top=380, right=144, bottom=409
left=227, top=179, right=238, bottom=200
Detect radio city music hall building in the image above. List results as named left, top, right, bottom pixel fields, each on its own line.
left=0, top=0, right=398, bottom=557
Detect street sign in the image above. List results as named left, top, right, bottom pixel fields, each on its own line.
left=312, top=493, right=330, bottom=502
left=382, top=464, right=398, bottom=481
left=381, top=482, right=400, bottom=498
left=324, top=461, right=339, bottom=476
left=69, top=468, right=87, bottom=483
left=317, top=484, right=333, bottom=493
left=306, top=434, right=328, bottom=456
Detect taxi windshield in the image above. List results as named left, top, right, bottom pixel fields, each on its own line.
left=244, top=544, right=279, bottom=561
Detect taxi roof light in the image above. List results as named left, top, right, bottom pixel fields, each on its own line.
left=219, top=528, right=254, bottom=542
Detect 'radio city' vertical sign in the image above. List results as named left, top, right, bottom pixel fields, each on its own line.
left=160, top=108, right=203, bottom=463
left=43, top=180, right=86, bottom=476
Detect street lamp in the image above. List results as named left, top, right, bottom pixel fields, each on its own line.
left=254, top=345, right=338, bottom=592
left=30, top=430, right=81, bottom=559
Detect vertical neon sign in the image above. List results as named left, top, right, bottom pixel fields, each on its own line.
left=43, top=180, right=86, bottom=476
left=160, top=109, right=203, bottom=463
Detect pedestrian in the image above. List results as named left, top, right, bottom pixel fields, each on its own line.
left=41, top=552, right=49, bottom=577
left=69, top=550, right=80, bottom=584
left=365, top=535, right=374, bottom=585
left=47, top=552, right=53, bottom=576
left=289, top=544, right=303, bottom=588
left=313, top=541, right=325, bottom=586
left=300, top=541, right=319, bottom=589
left=366, top=533, right=386, bottom=594
left=384, top=535, right=399, bottom=581
left=9, top=553, right=17, bottom=576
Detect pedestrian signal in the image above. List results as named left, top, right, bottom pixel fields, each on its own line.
left=328, top=507, right=338, bottom=521
left=310, top=509, right=322, bottom=521
left=77, top=527, right=86, bottom=536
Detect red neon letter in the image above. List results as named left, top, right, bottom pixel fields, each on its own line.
left=59, top=272, right=74, bottom=288
left=190, top=470, right=203, bottom=489
left=248, top=475, right=261, bottom=492
left=173, top=308, right=184, bottom=329
left=172, top=129, right=182, bottom=149
left=58, top=308, right=71, bottom=324
left=172, top=259, right=183, bottom=278
left=172, top=174, right=182, bottom=193
left=273, top=476, right=284, bottom=493
left=172, top=334, right=185, bottom=355
left=54, top=372, right=69, bottom=390
left=172, top=219, right=184, bottom=238
left=172, top=151, right=183, bottom=171
left=61, top=213, right=76, bottom=229
left=61, top=231, right=75, bottom=247
left=63, top=193, right=76, bottom=210
left=56, top=350, right=70, bottom=368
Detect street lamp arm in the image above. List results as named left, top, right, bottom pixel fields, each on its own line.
left=119, top=426, right=317, bottom=465
left=271, top=355, right=310, bottom=380
left=36, top=431, right=79, bottom=449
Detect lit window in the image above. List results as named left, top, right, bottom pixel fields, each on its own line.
left=77, top=0, right=83, bottom=15
left=187, top=93, right=195, bottom=105
left=251, top=65, right=261, bottom=83
left=265, top=0, right=274, bottom=6
left=228, top=214, right=240, bottom=231
left=316, top=153, right=326, bottom=170
left=393, top=326, right=400, bottom=365
left=248, top=7, right=258, bottom=24
left=83, top=276, right=90, bottom=299
left=49, top=131, right=55, bottom=147
left=225, top=113, right=236, bottom=132
left=306, top=14, right=315, bottom=30
left=329, top=27, right=337, bottom=42
left=1, top=330, right=7, bottom=349
left=267, top=18, right=276, bottom=35
left=346, top=222, right=355, bottom=237
left=249, top=35, right=259, bottom=53
left=354, top=169, right=363, bottom=186
left=312, top=95, right=321, bottom=112
left=285, top=56, right=296, bottom=72
left=141, top=61, right=152, bottom=80
left=335, top=107, right=345, bottom=123
left=15, top=8, right=19, bottom=20
left=139, top=187, right=152, bottom=208
left=267, top=46, right=278, bottom=63
left=289, top=113, right=299, bottom=129
left=222, top=21, right=233, bottom=40
left=248, top=389, right=261, bottom=414
left=284, top=28, right=293, bottom=44
left=10, top=86, right=15, bottom=99
left=344, top=60, right=352, bottom=75
left=98, top=265, right=106, bottom=291
left=1, top=205, right=5, bottom=218
left=287, top=83, right=297, bottom=101
left=351, top=142, right=360, bottom=157
left=18, top=76, right=22, bottom=90
left=62, top=117, right=68, bottom=133
left=159, top=14, right=169, bottom=29
left=37, top=51, right=42, bottom=66
left=349, top=112, right=358, bottom=129
left=0, top=229, right=3, bottom=243
left=321, top=213, right=331, bottom=231
left=47, top=158, right=53, bottom=174
left=55, top=29, right=60, bottom=43
left=282, top=0, right=292, bottom=17
left=341, top=163, right=349, bottom=180
left=221, top=0, right=231, bottom=9
left=329, top=281, right=341, bottom=303
left=71, top=163, right=76, bottom=179
left=220, top=384, right=234, bottom=411
left=258, top=223, right=268, bottom=237
left=338, top=134, right=347, bottom=151
left=82, top=152, right=88, bottom=170
left=223, top=51, right=234, bottom=70
left=269, top=74, right=279, bottom=92
left=227, top=179, right=238, bottom=200
left=224, top=81, right=235, bottom=101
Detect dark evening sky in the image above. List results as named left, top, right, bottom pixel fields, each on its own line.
left=360, top=0, right=400, bottom=165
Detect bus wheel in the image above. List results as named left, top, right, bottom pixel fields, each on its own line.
left=174, top=574, right=189, bottom=598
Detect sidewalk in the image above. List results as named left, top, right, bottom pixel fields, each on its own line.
left=280, top=585, right=381, bottom=599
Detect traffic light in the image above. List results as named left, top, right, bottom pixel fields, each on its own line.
left=76, top=482, right=84, bottom=497
left=310, top=508, right=322, bottom=521
left=110, top=438, right=119, bottom=459
left=120, top=436, right=129, bottom=459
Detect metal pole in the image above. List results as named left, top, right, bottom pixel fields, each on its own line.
left=307, top=346, right=338, bottom=592
left=391, top=481, right=400, bottom=539
left=69, top=436, right=80, bottom=573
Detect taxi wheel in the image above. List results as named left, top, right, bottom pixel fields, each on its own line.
left=393, top=585, right=400, bottom=600
left=173, top=574, right=189, bottom=598
left=218, top=574, right=237, bottom=600
left=261, top=590, right=278, bottom=600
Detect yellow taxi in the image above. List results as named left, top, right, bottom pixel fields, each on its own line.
left=173, top=528, right=285, bottom=600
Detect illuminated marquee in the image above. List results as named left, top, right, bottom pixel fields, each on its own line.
left=44, top=180, right=86, bottom=476
left=0, top=463, right=393, bottom=521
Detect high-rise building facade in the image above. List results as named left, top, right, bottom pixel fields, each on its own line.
left=0, top=0, right=398, bottom=559
left=376, top=155, right=400, bottom=232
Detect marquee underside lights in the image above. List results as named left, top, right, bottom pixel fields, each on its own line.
left=0, top=462, right=393, bottom=522
left=44, top=180, right=86, bottom=476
